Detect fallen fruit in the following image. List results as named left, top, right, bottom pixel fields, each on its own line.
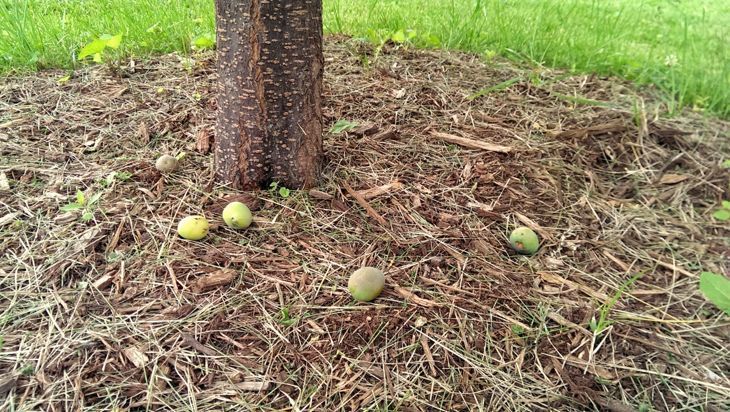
left=348, top=267, right=385, bottom=302
left=222, top=201, right=252, bottom=229
left=155, top=154, right=178, bottom=173
left=509, top=226, right=539, bottom=255
left=177, top=215, right=209, bottom=240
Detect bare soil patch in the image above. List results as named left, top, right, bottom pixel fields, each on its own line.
left=1, top=37, right=729, bottom=411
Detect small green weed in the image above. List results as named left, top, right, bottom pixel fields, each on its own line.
left=60, top=190, right=103, bottom=222
left=699, top=272, right=730, bottom=315
left=590, top=273, right=643, bottom=335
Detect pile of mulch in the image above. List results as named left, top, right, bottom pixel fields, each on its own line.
left=1, top=36, right=729, bottom=411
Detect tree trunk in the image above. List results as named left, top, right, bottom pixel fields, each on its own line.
left=214, top=0, right=323, bottom=189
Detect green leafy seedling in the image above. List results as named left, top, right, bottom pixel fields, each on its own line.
left=268, top=181, right=291, bottom=198
left=61, top=190, right=102, bottom=222
left=712, top=201, right=730, bottom=221
left=78, top=34, right=123, bottom=63
left=278, top=306, right=297, bottom=327
left=192, top=33, right=215, bottom=50
left=699, top=272, right=730, bottom=315
left=390, top=29, right=416, bottom=45
left=329, top=119, right=358, bottom=134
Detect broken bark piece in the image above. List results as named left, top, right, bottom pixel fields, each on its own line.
left=194, top=268, right=237, bottom=292
left=430, top=131, right=513, bottom=153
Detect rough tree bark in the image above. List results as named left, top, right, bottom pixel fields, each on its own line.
left=214, top=0, right=323, bottom=189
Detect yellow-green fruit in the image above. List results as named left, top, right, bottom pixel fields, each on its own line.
left=177, top=215, right=209, bottom=240
left=222, top=201, right=253, bottom=229
left=155, top=154, right=178, bottom=173
left=509, top=226, right=539, bottom=255
left=348, top=267, right=385, bottom=302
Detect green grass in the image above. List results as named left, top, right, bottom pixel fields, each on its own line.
left=1, top=0, right=729, bottom=117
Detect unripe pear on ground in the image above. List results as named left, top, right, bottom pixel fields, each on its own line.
left=222, top=201, right=253, bottom=229
left=155, top=154, right=178, bottom=173
left=177, top=215, right=209, bottom=240
left=348, top=267, right=385, bottom=302
left=509, top=226, right=539, bottom=255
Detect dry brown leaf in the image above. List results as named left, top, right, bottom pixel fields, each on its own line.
left=122, top=346, right=148, bottom=369
left=659, top=174, right=689, bottom=185
left=137, top=122, right=149, bottom=143
left=195, top=129, right=211, bottom=154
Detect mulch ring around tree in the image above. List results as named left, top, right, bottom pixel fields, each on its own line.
left=1, top=36, right=729, bottom=411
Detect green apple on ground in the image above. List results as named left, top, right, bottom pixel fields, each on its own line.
left=177, top=215, right=209, bottom=240
left=348, top=267, right=385, bottom=302
left=155, top=154, right=178, bottom=173
left=509, top=226, right=539, bottom=255
left=222, top=201, right=253, bottom=229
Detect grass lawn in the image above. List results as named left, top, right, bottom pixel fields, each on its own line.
left=0, top=0, right=728, bottom=117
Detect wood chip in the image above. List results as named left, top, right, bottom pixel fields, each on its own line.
left=351, top=122, right=379, bottom=136
left=539, top=272, right=615, bottom=305
left=430, top=131, right=513, bottom=153
left=356, top=181, right=403, bottom=200
left=194, top=268, right=237, bottom=292
left=181, top=333, right=218, bottom=356
left=92, top=275, right=113, bottom=290
left=308, top=189, right=333, bottom=200
left=547, top=312, right=592, bottom=336
left=420, top=334, right=438, bottom=376
left=122, top=346, right=149, bottom=369
left=563, top=355, right=617, bottom=381
left=0, top=171, right=9, bottom=191
left=0, top=212, right=20, bottom=227
left=372, top=128, right=397, bottom=140
left=514, top=212, right=554, bottom=241
left=104, top=219, right=125, bottom=255
left=0, top=373, right=18, bottom=397
left=342, top=181, right=387, bottom=225
left=552, top=120, right=628, bottom=139
left=658, top=173, right=689, bottom=185
left=233, top=381, right=271, bottom=391
left=394, top=286, right=440, bottom=307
